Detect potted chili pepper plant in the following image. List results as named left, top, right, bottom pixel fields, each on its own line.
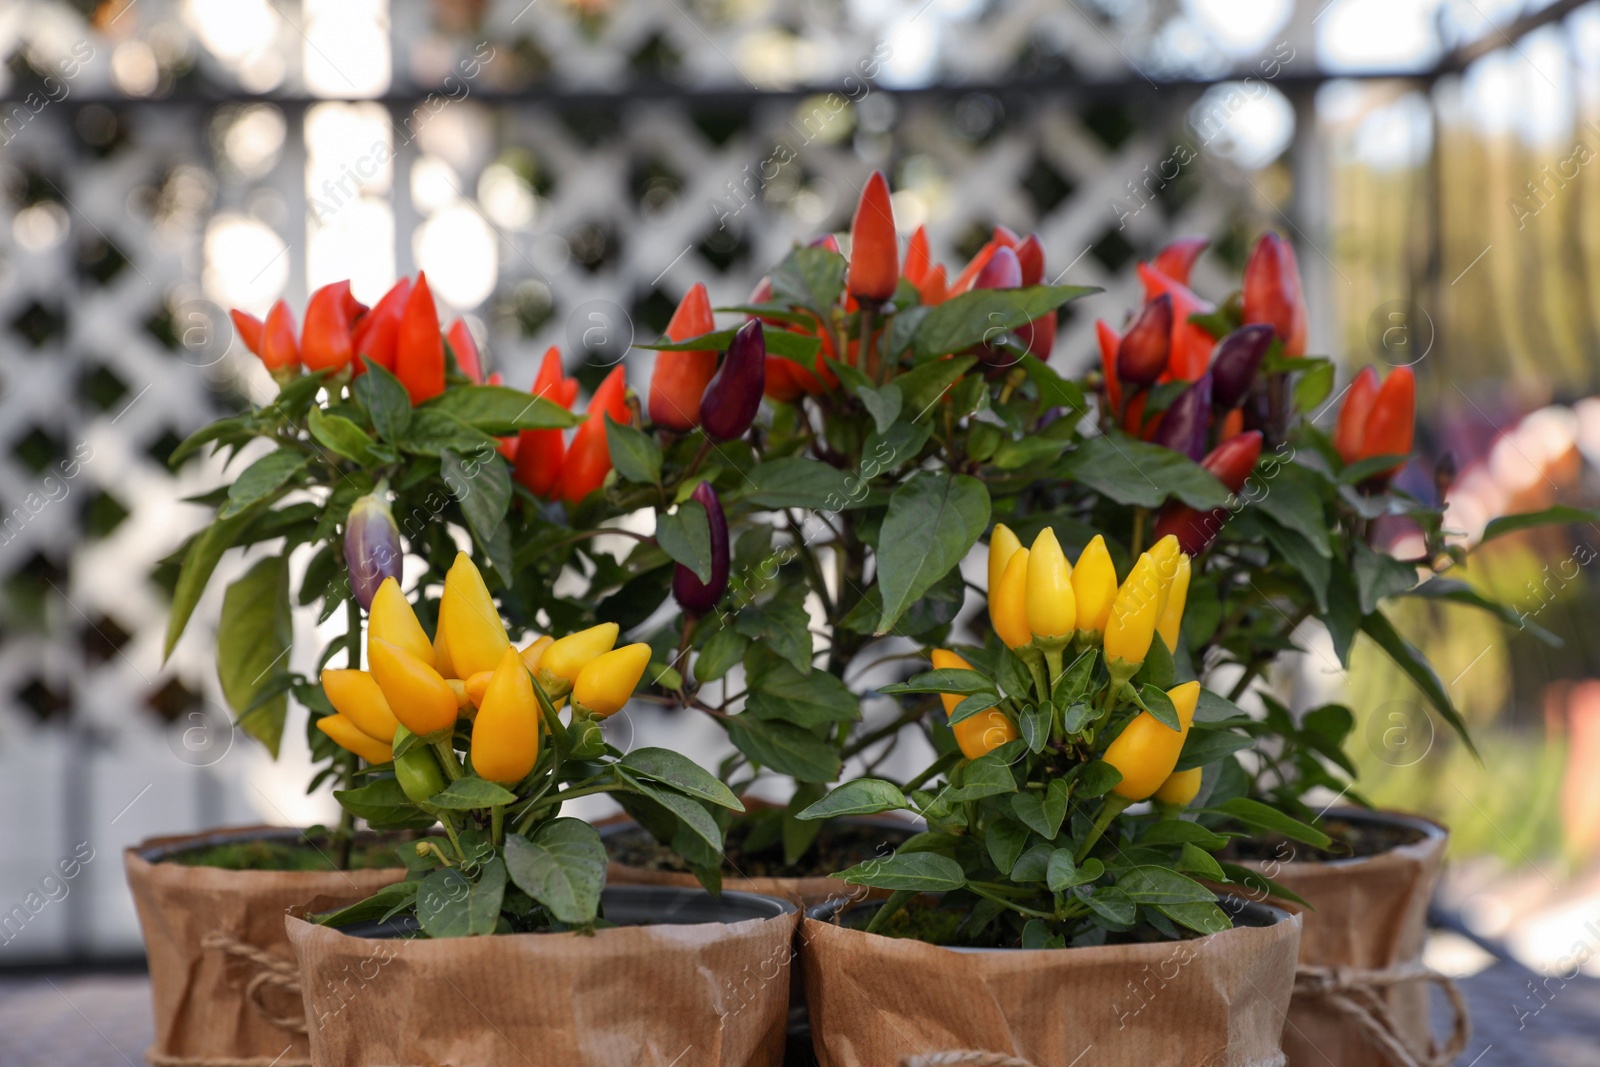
left=794, top=525, right=1325, bottom=1066
left=133, top=273, right=578, bottom=1065
left=284, top=563, right=793, bottom=1067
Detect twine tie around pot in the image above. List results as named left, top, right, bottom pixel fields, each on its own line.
left=144, top=934, right=311, bottom=1067
left=902, top=1053, right=1039, bottom=1067
left=1293, top=961, right=1470, bottom=1067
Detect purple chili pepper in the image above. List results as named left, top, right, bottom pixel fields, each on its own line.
left=699, top=320, right=766, bottom=443
left=973, top=245, right=1023, bottom=291
left=1152, top=372, right=1213, bottom=462
left=1208, top=324, right=1275, bottom=410
left=1117, top=293, right=1172, bottom=386
left=344, top=491, right=402, bottom=610
left=672, top=481, right=729, bottom=616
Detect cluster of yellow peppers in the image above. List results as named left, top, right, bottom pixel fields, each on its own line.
left=930, top=524, right=1201, bottom=807
left=314, top=552, right=651, bottom=786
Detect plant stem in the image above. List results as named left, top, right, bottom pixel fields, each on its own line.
left=1130, top=507, right=1148, bottom=557
left=490, top=805, right=505, bottom=845
left=1075, top=794, right=1131, bottom=863
left=336, top=593, right=363, bottom=870
left=860, top=304, right=879, bottom=380
left=432, top=739, right=464, bottom=781
left=439, top=814, right=466, bottom=863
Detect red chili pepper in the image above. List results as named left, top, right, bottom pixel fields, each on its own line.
left=764, top=357, right=805, bottom=402
left=394, top=272, right=444, bottom=403
left=514, top=347, right=578, bottom=499
left=1137, top=263, right=1215, bottom=382
left=647, top=283, right=717, bottom=432
left=904, top=225, right=931, bottom=286
left=352, top=277, right=411, bottom=373
left=700, top=320, right=765, bottom=442
left=340, top=287, right=368, bottom=322
left=1152, top=431, right=1264, bottom=554
left=301, top=281, right=355, bottom=373
left=231, top=310, right=263, bottom=356
left=847, top=170, right=898, bottom=305
left=1152, top=237, right=1209, bottom=287
left=557, top=366, right=629, bottom=504
left=1118, top=294, right=1172, bottom=386
left=1355, top=366, right=1414, bottom=474
left=811, top=233, right=841, bottom=254
left=1096, top=319, right=1123, bottom=415
left=992, top=225, right=1020, bottom=248
left=1333, top=366, right=1380, bottom=464
left=950, top=240, right=1001, bottom=295
left=259, top=300, right=300, bottom=376
left=1015, top=234, right=1046, bottom=287
left=1242, top=233, right=1307, bottom=358
left=446, top=319, right=482, bottom=383
left=916, top=264, right=948, bottom=307
left=1219, top=407, right=1244, bottom=441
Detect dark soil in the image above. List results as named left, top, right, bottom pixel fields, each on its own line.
left=161, top=833, right=424, bottom=872
left=605, top=819, right=912, bottom=880
left=1221, top=814, right=1428, bottom=864
left=844, top=896, right=1206, bottom=949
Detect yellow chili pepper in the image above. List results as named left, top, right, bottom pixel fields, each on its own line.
left=1147, top=534, right=1182, bottom=621
left=991, top=547, right=1032, bottom=650
left=438, top=552, right=510, bottom=678
left=368, top=637, right=459, bottom=739
left=470, top=646, right=540, bottom=784
left=987, top=523, right=1022, bottom=599
left=316, top=714, right=393, bottom=764
left=1156, top=553, right=1191, bottom=655
left=573, top=642, right=652, bottom=718
left=537, top=622, right=619, bottom=693
left=464, top=670, right=493, bottom=708
left=1104, top=680, right=1199, bottom=801
left=445, top=678, right=471, bottom=709
left=1154, top=766, right=1202, bottom=807
left=1071, top=534, right=1118, bottom=644
left=320, top=669, right=399, bottom=743
left=520, top=634, right=553, bottom=674
left=433, top=623, right=457, bottom=680
left=931, top=649, right=1018, bottom=760
left=368, top=577, right=434, bottom=666
left=1103, top=552, right=1163, bottom=671
left=1024, top=527, right=1076, bottom=642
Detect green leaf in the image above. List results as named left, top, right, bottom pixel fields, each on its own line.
left=1021, top=354, right=1086, bottom=414
left=1293, top=359, right=1335, bottom=412
left=1141, top=820, right=1229, bottom=850
left=694, top=626, right=748, bottom=683
left=440, top=448, right=511, bottom=547
left=857, top=383, right=903, bottom=435
left=986, top=818, right=1028, bottom=875
left=838, top=851, right=965, bottom=892
left=1047, top=850, right=1102, bottom=891
left=621, top=748, right=743, bottom=810
left=1212, top=797, right=1333, bottom=848
left=1137, top=684, right=1181, bottom=731
left=403, top=410, right=499, bottom=455
left=944, top=750, right=1019, bottom=801
left=429, top=777, right=518, bottom=810
left=1059, top=436, right=1230, bottom=510
left=726, top=716, right=841, bottom=782
left=1019, top=703, right=1052, bottom=754
left=744, top=646, right=858, bottom=727
left=1253, top=464, right=1331, bottom=557
left=1479, top=505, right=1599, bottom=543
left=947, top=691, right=1003, bottom=726
left=895, top=356, right=977, bottom=416
left=1353, top=541, right=1416, bottom=615
left=622, top=773, right=724, bottom=855
left=879, top=668, right=996, bottom=696
left=874, top=471, right=991, bottom=634
left=646, top=327, right=820, bottom=366
left=1258, top=515, right=1330, bottom=612
left=168, top=414, right=258, bottom=468
left=504, top=819, right=606, bottom=925
left=1117, top=866, right=1216, bottom=905
left=739, top=457, right=859, bottom=511
left=912, top=284, right=1097, bottom=362
left=315, top=882, right=418, bottom=929
left=1215, top=861, right=1310, bottom=908
left=1406, top=578, right=1562, bottom=647
left=1074, top=761, right=1122, bottom=799
left=307, top=408, right=383, bottom=465
left=657, top=502, right=713, bottom=583
left=606, top=415, right=662, bottom=485
left=422, top=384, right=579, bottom=434
left=1159, top=900, right=1231, bottom=936
left=417, top=858, right=506, bottom=937
left=1052, top=648, right=1097, bottom=711
left=1012, top=778, right=1071, bottom=839
left=769, top=245, right=847, bottom=316
left=333, top=778, right=433, bottom=829
left=217, top=555, right=292, bottom=756
left=797, top=778, right=908, bottom=820
left=353, top=358, right=412, bottom=442
left=1085, top=886, right=1135, bottom=926
left=1360, top=609, right=1477, bottom=757
left=221, top=449, right=307, bottom=519
left=734, top=599, right=814, bottom=676
left=1175, top=728, right=1253, bottom=771
left=163, top=504, right=265, bottom=659
left=991, top=438, right=1069, bottom=470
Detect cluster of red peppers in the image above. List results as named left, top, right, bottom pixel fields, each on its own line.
left=510, top=349, right=628, bottom=505
left=231, top=273, right=481, bottom=404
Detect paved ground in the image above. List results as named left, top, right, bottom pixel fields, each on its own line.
left=2, top=959, right=1597, bottom=1066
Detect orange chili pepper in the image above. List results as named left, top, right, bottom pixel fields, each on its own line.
left=557, top=366, right=629, bottom=504
left=514, top=346, right=578, bottom=499
left=647, top=283, right=717, bottom=431
left=847, top=170, right=898, bottom=304
left=394, top=271, right=444, bottom=404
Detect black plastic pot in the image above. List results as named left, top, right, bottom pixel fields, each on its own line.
left=330, top=884, right=796, bottom=939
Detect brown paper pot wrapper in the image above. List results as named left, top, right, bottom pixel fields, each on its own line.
left=600, top=810, right=913, bottom=908
left=1239, top=809, right=1448, bottom=1067
left=801, top=897, right=1302, bottom=1067
left=286, top=886, right=800, bottom=1067
left=125, top=826, right=406, bottom=1067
